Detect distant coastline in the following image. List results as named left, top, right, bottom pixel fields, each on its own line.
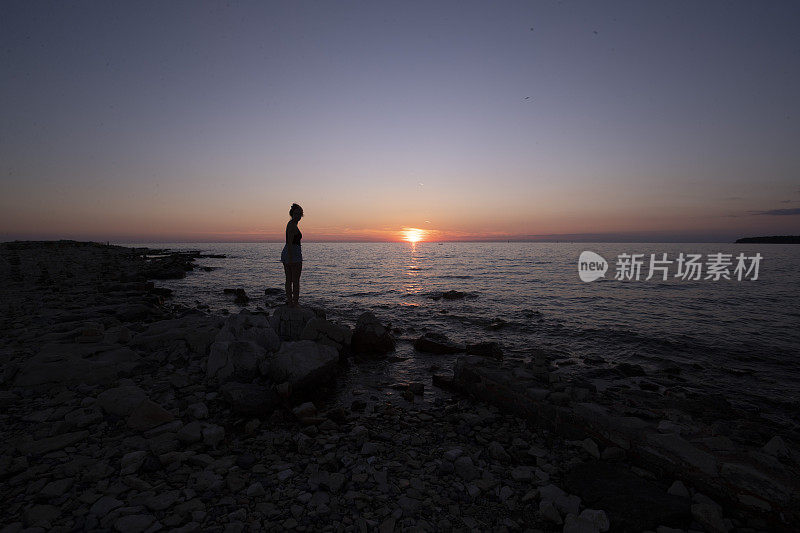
left=735, top=235, right=800, bottom=244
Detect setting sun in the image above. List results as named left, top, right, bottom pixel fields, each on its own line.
left=402, top=228, right=426, bottom=243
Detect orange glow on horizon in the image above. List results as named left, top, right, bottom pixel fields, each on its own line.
left=402, top=227, right=426, bottom=243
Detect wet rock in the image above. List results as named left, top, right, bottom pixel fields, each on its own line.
left=614, top=362, right=646, bottom=377
left=223, top=288, right=249, bottom=305
left=351, top=312, right=396, bottom=356
left=262, top=340, right=338, bottom=393
left=413, top=332, right=463, bottom=355
left=465, top=341, right=503, bottom=360
left=427, top=290, right=472, bottom=300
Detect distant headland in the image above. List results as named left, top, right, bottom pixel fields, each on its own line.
left=735, top=235, right=800, bottom=244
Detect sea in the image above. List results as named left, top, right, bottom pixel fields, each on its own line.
left=128, top=242, right=800, bottom=428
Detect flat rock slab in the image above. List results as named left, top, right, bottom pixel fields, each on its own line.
left=14, top=343, right=141, bottom=388
left=21, top=430, right=90, bottom=455
left=563, top=461, right=691, bottom=533
left=264, top=340, right=338, bottom=392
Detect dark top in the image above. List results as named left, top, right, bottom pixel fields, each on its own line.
left=292, top=229, right=302, bottom=245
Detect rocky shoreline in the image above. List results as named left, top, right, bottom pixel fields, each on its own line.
left=0, top=241, right=796, bottom=532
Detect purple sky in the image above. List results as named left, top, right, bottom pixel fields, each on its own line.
left=1, top=1, right=799, bottom=242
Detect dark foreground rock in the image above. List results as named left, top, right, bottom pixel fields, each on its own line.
left=351, top=312, right=396, bottom=356
left=2, top=241, right=795, bottom=532
left=446, top=354, right=800, bottom=531
left=563, top=461, right=692, bottom=532
left=413, top=332, right=464, bottom=354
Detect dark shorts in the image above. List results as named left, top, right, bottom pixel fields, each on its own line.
left=281, top=244, right=302, bottom=263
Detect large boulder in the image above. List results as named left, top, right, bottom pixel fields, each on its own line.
left=413, top=332, right=463, bottom=354
left=131, top=314, right=223, bottom=355
left=215, top=310, right=280, bottom=352
left=351, top=312, right=395, bottom=356
left=206, top=310, right=280, bottom=383
left=207, top=340, right=266, bottom=384
left=219, top=381, right=276, bottom=416
left=270, top=306, right=316, bottom=341
left=97, top=385, right=147, bottom=416
left=261, top=340, right=338, bottom=392
left=96, top=384, right=174, bottom=431
left=301, top=317, right=352, bottom=353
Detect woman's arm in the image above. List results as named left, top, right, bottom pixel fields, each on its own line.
left=286, top=222, right=297, bottom=262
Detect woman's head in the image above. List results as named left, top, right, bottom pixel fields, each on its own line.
left=289, top=203, right=304, bottom=220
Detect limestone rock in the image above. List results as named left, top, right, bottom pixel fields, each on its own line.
left=261, top=340, right=338, bottom=393
left=14, top=343, right=140, bottom=388
left=351, top=312, right=396, bottom=356
left=300, top=317, right=352, bottom=353
left=413, top=332, right=463, bottom=354
left=97, top=385, right=148, bottom=416
left=270, top=306, right=315, bottom=341
left=206, top=340, right=267, bottom=384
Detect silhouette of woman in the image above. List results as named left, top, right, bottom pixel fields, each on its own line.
left=281, top=203, right=303, bottom=307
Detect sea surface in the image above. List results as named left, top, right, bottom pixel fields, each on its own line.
left=128, top=242, right=800, bottom=427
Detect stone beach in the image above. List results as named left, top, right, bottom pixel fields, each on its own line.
left=0, top=241, right=797, bottom=532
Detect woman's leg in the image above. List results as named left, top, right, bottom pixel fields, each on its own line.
left=291, top=262, right=302, bottom=305
left=283, top=262, right=292, bottom=305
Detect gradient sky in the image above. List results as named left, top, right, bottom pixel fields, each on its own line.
left=2, top=0, right=799, bottom=242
